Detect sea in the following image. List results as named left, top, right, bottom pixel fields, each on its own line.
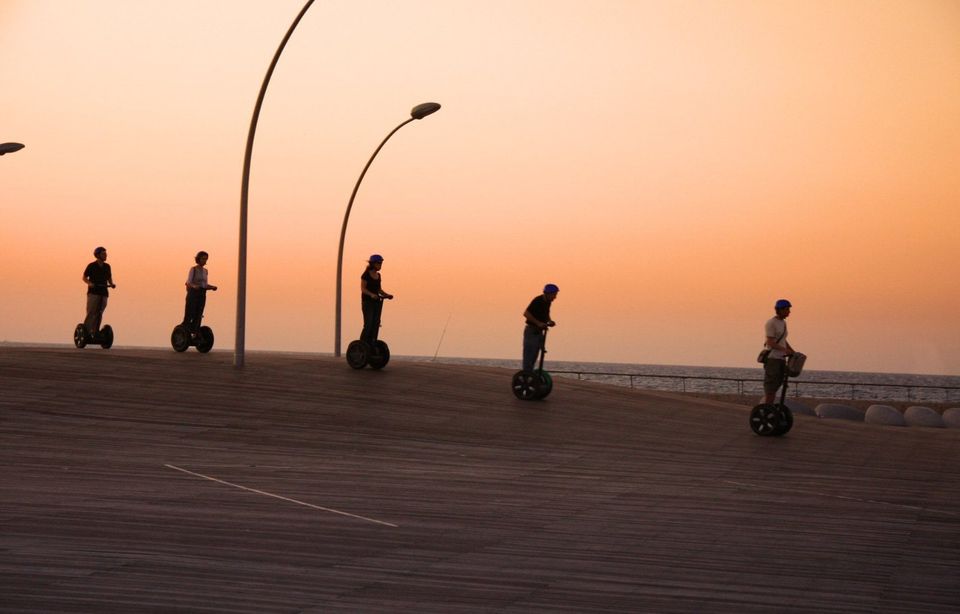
left=405, top=356, right=960, bottom=404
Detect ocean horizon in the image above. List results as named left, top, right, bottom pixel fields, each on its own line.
left=5, top=342, right=957, bottom=403
left=404, top=355, right=960, bottom=404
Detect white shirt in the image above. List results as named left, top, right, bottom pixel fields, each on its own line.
left=187, top=266, right=208, bottom=289
left=764, top=317, right=788, bottom=360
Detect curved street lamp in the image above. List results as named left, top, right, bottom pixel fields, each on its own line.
left=0, top=143, right=25, bottom=155
left=334, top=102, right=441, bottom=357
left=235, top=0, right=315, bottom=368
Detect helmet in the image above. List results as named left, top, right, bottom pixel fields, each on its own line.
left=195, top=251, right=209, bottom=264
left=368, top=254, right=384, bottom=263
left=93, top=246, right=106, bottom=256
left=775, top=299, right=792, bottom=310
left=543, top=283, right=559, bottom=294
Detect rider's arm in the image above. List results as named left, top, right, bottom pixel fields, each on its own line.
left=186, top=267, right=199, bottom=290
left=523, top=309, right=547, bottom=329
left=765, top=336, right=791, bottom=353
left=360, top=278, right=379, bottom=300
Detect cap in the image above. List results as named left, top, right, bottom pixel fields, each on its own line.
left=368, top=254, right=384, bottom=263
left=775, top=299, right=792, bottom=310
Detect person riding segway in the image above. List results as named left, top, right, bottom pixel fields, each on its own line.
left=171, top=251, right=218, bottom=353
left=512, top=284, right=558, bottom=400
left=346, top=254, right=393, bottom=369
left=75, top=246, right=116, bottom=349
left=750, top=299, right=804, bottom=436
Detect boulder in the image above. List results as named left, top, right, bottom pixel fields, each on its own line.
left=755, top=397, right=814, bottom=416
left=815, top=403, right=864, bottom=421
left=784, top=399, right=815, bottom=416
left=865, top=404, right=906, bottom=426
left=904, top=406, right=945, bottom=428
left=943, top=408, right=960, bottom=429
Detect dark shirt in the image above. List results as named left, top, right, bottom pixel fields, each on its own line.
left=525, top=295, right=551, bottom=326
left=84, top=261, right=112, bottom=296
left=361, top=268, right=382, bottom=302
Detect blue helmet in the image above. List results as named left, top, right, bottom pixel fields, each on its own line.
left=368, top=254, right=384, bottom=263
left=775, top=299, right=792, bottom=310
left=543, top=283, right=559, bottom=294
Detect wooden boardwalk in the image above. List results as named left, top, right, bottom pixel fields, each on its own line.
left=2, top=347, right=958, bottom=613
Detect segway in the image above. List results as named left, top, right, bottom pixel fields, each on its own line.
left=73, top=323, right=114, bottom=349
left=512, top=328, right=554, bottom=400
left=346, top=298, right=391, bottom=370
left=171, top=287, right=216, bottom=353
left=171, top=322, right=215, bottom=353
left=750, top=352, right=806, bottom=436
left=346, top=338, right=390, bottom=370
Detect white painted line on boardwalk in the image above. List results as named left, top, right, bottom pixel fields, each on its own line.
left=164, top=464, right=398, bottom=527
left=723, top=480, right=959, bottom=517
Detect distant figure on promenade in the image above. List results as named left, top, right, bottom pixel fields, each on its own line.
left=360, top=254, right=393, bottom=346
left=522, top=284, right=558, bottom=372
left=763, top=298, right=796, bottom=403
left=81, top=246, right=116, bottom=336
left=183, top=251, right=217, bottom=332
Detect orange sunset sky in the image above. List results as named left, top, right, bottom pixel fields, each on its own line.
left=2, top=0, right=958, bottom=374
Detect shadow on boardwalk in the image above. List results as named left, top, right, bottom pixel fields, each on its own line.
left=2, top=347, right=958, bottom=613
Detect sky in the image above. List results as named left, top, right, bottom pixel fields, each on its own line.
left=2, top=0, right=958, bottom=375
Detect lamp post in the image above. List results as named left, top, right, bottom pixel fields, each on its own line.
left=235, top=0, right=315, bottom=368
left=334, top=102, right=441, bottom=357
left=0, top=143, right=25, bottom=155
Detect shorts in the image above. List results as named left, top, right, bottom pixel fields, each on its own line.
left=763, top=358, right=787, bottom=394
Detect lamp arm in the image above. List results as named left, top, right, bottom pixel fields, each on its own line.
left=235, top=0, right=316, bottom=367
left=334, top=116, right=416, bottom=356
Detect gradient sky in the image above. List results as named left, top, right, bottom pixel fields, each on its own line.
left=3, top=0, right=958, bottom=374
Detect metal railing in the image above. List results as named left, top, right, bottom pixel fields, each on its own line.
left=549, top=370, right=960, bottom=403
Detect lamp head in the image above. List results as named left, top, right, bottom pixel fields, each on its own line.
left=410, top=102, right=441, bottom=120
left=0, top=142, right=25, bottom=156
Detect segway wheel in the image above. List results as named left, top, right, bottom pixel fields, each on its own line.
left=512, top=370, right=543, bottom=400
left=171, top=326, right=190, bottom=352
left=750, top=403, right=789, bottom=436
left=771, top=404, right=794, bottom=437
left=196, top=326, right=215, bottom=353
left=346, top=340, right=368, bottom=369
left=74, top=324, right=87, bottom=349
left=536, top=370, right=553, bottom=399
left=99, top=325, right=114, bottom=349
left=368, top=340, right=390, bottom=370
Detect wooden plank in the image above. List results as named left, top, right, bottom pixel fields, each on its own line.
left=1, top=347, right=958, bottom=612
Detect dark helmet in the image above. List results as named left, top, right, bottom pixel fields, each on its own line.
left=543, top=283, right=559, bottom=294
left=93, top=246, right=106, bottom=256
left=775, top=299, right=792, bottom=310
left=369, top=254, right=384, bottom=263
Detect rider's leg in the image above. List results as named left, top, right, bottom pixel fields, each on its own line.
left=369, top=300, right=383, bottom=343
left=361, top=300, right=378, bottom=345
left=522, top=325, right=541, bottom=372
left=85, top=295, right=106, bottom=336
left=763, top=359, right=785, bottom=404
